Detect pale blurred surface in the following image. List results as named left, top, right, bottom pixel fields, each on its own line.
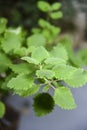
left=6, top=84, right=87, bottom=130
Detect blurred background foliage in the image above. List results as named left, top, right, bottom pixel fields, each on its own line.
left=0, top=0, right=87, bottom=40
left=0, top=0, right=58, bottom=29
left=0, top=0, right=77, bottom=30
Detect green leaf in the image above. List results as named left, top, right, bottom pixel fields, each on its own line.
left=27, top=34, right=46, bottom=47
left=0, top=52, right=12, bottom=72
left=36, top=69, right=55, bottom=79
left=0, top=52, right=12, bottom=66
left=51, top=44, right=68, bottom=61
left=32, top=46, right=49, bottom=63
left=65, top=69, right=87, bottom=88
left=54, top=87, right=76, bottom=109
left=42, top=29, right=51, bottom=40
left=0, top=18, right=7, bottom=33
left=21, top=56, right=39, bottom=65
left=53, top=65, right=76, bottom=80
left=51, top=26, right=61, bottom=36
left=14, top=84, right=40, bottom=97
left=32, top=28, right=41, bottom=34
left=27, top=46, right=35, bottom=53
left=14, top=47, right=28, bottom=56
left=10, top=63, right=32, bottom=74
left=51, top=3, right=61, bottom=11
left=44, top=57, right=66, bottom=66
left=43, top=86, right=50, bottom=92
left=59, top=36, right=83, bottom=67
left=38, top=19, right=50, bottom=28
left=41, top=26, right=61, bottom=44
left=0, top=101, right=5, bottom=118
left=33, top=93, right=54, bottom=116
left=1, top=73, right=15, bottom=91
left=7, top=74, right=34, bottom=91
left=50, top=11, right=63, bottom=19
left=37, top=1, right=51, bottom=12
left=0, top=65, right=7, bottom=73
left=0, top=80, right=3, bottom=88
left=77, top=48, right=87, bottom=65
left=1, top=27, right=22, bottom=53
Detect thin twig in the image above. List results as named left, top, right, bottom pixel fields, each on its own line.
left=44, top=78, right=56, bottom=90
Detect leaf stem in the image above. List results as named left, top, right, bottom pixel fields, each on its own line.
left=44, top=78, right=55, bottom=90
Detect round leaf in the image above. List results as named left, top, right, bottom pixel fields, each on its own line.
left=33, top=93, right=54, bottom=116
left=37, top=1, right=51, bottom=12
left=51, top=3, right=61, bottom=11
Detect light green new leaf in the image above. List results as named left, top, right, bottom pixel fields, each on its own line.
left=14, top=47, right=28, bottom=56
left=36, top=69, right=55, bottom=79
left=21, top=56, right=39, bottom=65
left=65, top=69, right=87, bottom=88
left=14, top=84, right=40, bottom=97
left=42, top=29, right=51, bottom=40
left=0, top=102, right=5, bottom=118
left=0, top=52, right=12, bottom=66
left=27, top=34, right=46, bottom=47
left=54, top=87, right=76, bottom=109
left=27, top=46, right=36, bottom=53
left=1, top=28, right=22, bottom=53
left=50, top=11, right=63, bottom=19
left=0, top=18, right=7, bottom=33
left=51, top=3, right=61, bottom=11
left=7, top=74, right=34, bottom=91
left=38, top=19, right=50, bottom=28
left=37, top=1, right=51, bottom=12
left=43, top=85, right=50, bottom=92
left=10, top=63, right=32, bottom=74
left=59, top=36, right=83, bottom=67
left=53, top=65, right=76, bottom=80
left=77, top=48, right=87, bottom=65
left=51, top=26, right=61, bottom=36
left=1, top=73, right=15, bottom=91
left=50, top=44, right=68, bottom=61
left=44, top=57, right=66, bottom=66
left=0, top=52, right=12, bottom=72
left=32, top=46, right=49, bottom=63
left=32, top=28, right=41, bottom=34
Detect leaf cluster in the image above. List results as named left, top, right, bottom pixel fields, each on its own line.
left=32, top=1, right=63, bottom=45
left=0, top=1, right=87, bottom=117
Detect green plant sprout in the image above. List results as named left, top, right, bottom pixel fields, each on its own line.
left=32, top=1, right=63, bottom=45
left=32, top=1, right=85, bottom=67
left=0, top=1, right=87, bottom=117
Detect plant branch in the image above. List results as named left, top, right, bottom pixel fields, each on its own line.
left=44, top=78, right=56, bottom=90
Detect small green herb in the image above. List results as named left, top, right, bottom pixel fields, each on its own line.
left=0, top=1, right=87, bottom=117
